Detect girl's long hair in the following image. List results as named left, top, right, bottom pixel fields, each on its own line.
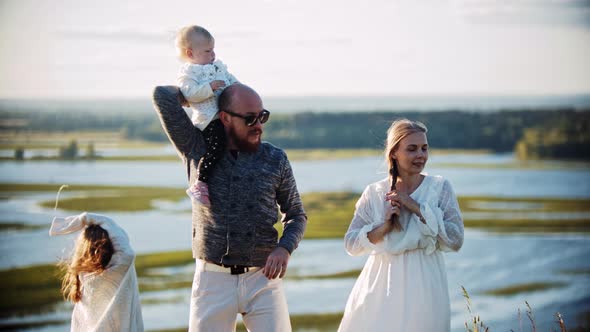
left=60, top=224, right=114, bottom=302
left=384, top=119, right=428, bottom=231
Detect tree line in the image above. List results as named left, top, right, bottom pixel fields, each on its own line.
left=1, top=108, right=588, bottom=159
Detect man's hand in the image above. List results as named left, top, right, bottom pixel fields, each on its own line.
left=262, top=246, right=290, bottom=279
left=210, top=80, right=226, bottom=91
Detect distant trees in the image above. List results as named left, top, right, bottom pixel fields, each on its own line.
left=85, top=142, right=97, bottom=159
left=14, top=147, right=24, bottom=160
left=2, top=108, right=588, bottom=159
left=58, top=140, right=78, bottom=159
left=516, top=119, right=590, bottom=160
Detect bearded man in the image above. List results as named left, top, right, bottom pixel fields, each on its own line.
left=152, top=83, right=307, bottom=332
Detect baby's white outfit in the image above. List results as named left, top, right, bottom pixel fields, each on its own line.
left=177, top=60, right=238, bottom=130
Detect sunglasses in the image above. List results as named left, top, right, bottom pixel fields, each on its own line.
left=223, top=109, right=270, bottom=127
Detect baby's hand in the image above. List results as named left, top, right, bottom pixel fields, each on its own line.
left=210, top=80, right=226, bottom=91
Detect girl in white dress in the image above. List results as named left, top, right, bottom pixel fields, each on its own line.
left=338, top=119, right=464, bottom=332
left=51, top=212, right=144, bottom=332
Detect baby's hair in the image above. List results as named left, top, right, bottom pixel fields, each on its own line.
left=175, top=25, right=214, bottom=62
left=61, top=224, right=114, bottom=302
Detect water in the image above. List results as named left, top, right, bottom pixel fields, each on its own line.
left=1, top=154, right=589, bottom=331
left=1, top=154, right=589, bottom=197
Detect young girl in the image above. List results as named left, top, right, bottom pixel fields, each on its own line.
left=50, top=212, right=144, bottom=331
left=175, top=25, right=239, bottom=206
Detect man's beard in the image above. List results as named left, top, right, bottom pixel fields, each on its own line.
left=228, top=126, right=262, bottom=153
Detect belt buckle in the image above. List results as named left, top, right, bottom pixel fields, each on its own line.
left=230, top=265, right=249, bottom=275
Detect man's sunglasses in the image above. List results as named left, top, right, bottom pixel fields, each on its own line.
left=223, top=109, right=270, bottom=127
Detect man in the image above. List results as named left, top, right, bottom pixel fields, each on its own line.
left=152, top=84, right=307, bottom=332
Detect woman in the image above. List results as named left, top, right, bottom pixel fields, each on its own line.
left=338, top=119, right=464, bottom=332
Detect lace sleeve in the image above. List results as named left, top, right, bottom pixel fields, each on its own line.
left=436, top=179, right=464, bottom=251
left=344, top=186, right=385, bottom=256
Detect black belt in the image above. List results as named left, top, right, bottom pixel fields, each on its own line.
left=218, top=263, right=252, bottom=275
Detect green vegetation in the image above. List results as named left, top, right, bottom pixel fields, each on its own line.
left=2, top=108, right=589, bottom=154
left=558, top=268, right=590, bottom=276
left=287, top=269, right=361, bottom=280
left=302, top=192, right=360, bottom=238
left=240, top=312, right=342, bottom=332
left=516, top=120, right=590, bottom=160
left=0, top=249, right=195, bottom=317
left=0, top=246, right=350, bottom=318
left=482, top=282, right=568, bottom=296
left=0, top=320, right=69, bottom=331
left=0, top=264, right=64, bottom=317
left=4, top=183, right=589, bottom=234
left=150, top=312, right=343, bottom=332
left=0, top=222, right=46, bottom=231
left=2, top=183, right=180, bottom=212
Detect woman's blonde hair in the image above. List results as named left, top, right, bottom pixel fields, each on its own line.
left=384, top=118, right=428, bottom=175
left=384, top=119, right=428, bottom=230
left=174, top=25, right=213, bottom=62
left=61, top=225, right=114, bottom=302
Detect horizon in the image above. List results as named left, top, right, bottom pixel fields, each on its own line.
left=2, top=93, right=590, bottom=113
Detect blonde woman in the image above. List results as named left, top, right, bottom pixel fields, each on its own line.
left=51, top=212, right=143, bottom=331
left=338, top=119, right=464, bottom=331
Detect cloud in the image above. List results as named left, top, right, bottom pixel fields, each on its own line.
left=57, top=26, right=172, bottom=43
left=451, top=0, right=590, bottom=26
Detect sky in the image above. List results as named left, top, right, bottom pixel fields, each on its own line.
left=0, top=0, right=589, bottom=99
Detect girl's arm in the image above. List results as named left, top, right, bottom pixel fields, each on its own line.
left=85, top=213, right=135, bottom=266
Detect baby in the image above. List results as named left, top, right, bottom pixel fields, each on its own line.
left=175, top=25, right=239, bottom=206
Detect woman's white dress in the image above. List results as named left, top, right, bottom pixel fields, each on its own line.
left=338, top=175, right=464, bottom=332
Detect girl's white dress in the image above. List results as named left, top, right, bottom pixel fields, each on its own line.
left=50, top=213, right=144, bottom=332
left=338, top=175, right=464, bottom=332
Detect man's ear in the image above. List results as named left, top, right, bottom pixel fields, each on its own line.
left=219, top=111, right=231, bottom=126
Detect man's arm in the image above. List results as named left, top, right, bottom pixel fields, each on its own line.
left=263, top=155, right=307, bottom=279
left=152, top=86, right=202, bottom=158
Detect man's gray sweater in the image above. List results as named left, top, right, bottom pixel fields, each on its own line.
left=153, top=86, right=307, bottom=267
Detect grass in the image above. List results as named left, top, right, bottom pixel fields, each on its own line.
left=287, top=269, right=361, bottom=280
left=558, top=268, right=590, bottom=276
left=0, top=249, right=195, bottom=317
left=3, top=183, right=590, bottom=234
left=0, top=320, right=69, bottom=331
left=149, top=312, right=343, bottom=332
left=0, top=264, right=64, bottom=317
left=459, top=196, right=590, bottom=213
left=481, top=281, right=568, bottom=296
left=0, top=183, right=187, bottom=212
left=0, top=222, right=46, bottom=231
left=0, top=245, right=353, bottom=318
left=285, top=148, right=381, bottom=161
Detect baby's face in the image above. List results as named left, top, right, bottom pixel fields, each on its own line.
left=189, top=36, right=215, bottom=65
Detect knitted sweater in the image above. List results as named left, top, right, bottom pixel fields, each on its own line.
left=153, top=86, right=307, bottom=267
